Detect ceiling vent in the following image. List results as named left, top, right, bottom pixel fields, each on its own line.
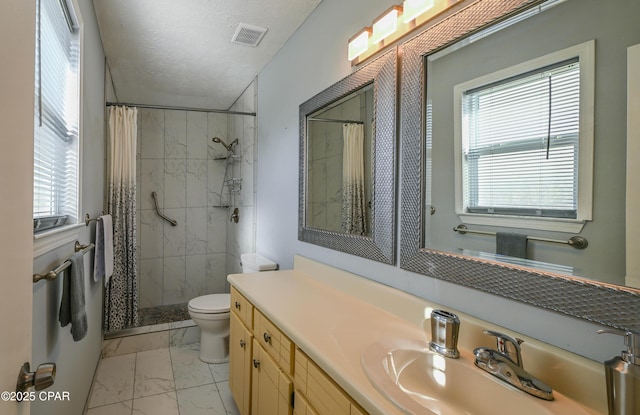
left=231, top=23, right=268, bottom=47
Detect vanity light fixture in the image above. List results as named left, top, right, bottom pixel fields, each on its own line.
left=403, top=0, right=435, bottom=23
left=371, top=5, right=403, bottom=44
left=348, top=27, right=372, bottom=61
left=348, top=0, right=461, bottom=65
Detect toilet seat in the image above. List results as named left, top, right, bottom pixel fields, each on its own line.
left=188, top=293, right=231, bottom=314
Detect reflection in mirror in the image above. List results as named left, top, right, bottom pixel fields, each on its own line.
left=400, top=0, right=640, bottom=333
left=299, top=48, right=397, bottom=264
left=424, top=5, right=602, bottom=280
left=305, top=84, right=373, bottom=235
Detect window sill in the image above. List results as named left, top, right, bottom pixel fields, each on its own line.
left=457, top=213, right=586, bottom=233
left=33, top=223, right=84, bottom=258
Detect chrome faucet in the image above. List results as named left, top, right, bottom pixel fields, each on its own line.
left=473, top=330, right=554, bottom=401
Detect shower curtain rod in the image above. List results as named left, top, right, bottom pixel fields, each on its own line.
left=307, top=117, right=364, bottom=125
left=106, top=102, right=256, bottom=116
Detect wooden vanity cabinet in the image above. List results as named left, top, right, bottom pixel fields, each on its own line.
left=229, top=286, right=367, bottom=415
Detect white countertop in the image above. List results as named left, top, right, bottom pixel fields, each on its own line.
left=228, top=257, right=606, bottom=415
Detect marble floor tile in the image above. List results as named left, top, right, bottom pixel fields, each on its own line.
left=209, top=362, right=230, bottom=383
left=170, top=344, right=215, bottom=390
left=176, top=384, right=227, bottom=415
left=134, top=349, right=175, bottom=398
left=216, top=381, right=240, bottom=415
left=102, top=330, right=169, bottom=358
left=86, top=400, right=133, bottom=415
left=86, top=342, right=239, bottom=415
left=132, top=391, right=179, bottom=415
left=88, top=354, right=136, bottom=408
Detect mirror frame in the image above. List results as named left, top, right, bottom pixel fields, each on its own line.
left=299, top=48, right=397, bottom=264
left=399, top=0, right=640, bottom=333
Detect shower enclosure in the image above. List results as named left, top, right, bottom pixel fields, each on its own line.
left=132, top=83, right=257, bottom=329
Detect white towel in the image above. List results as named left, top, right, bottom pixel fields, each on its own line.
left=94, top=214, right=114, bottom=286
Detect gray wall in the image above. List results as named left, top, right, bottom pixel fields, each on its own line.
left=31, top=0, right=107, bottom=414
left=256, top=0, right=629, bottom=363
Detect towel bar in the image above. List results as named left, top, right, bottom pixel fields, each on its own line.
left=85, top=212, right=105, bottom=226
left=33, top=242, right=95, bottom=283
left=452, top=224, right=589, bottom=249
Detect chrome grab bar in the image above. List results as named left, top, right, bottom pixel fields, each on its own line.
left=151, top=191, right=177, bottom=226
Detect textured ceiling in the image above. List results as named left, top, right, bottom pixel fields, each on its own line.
left=93, top=0, right=322, bottom=110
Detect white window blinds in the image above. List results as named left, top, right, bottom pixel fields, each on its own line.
left=461, top=59, right=580, bottom=218
left=34, top=0, right=80, bottom=231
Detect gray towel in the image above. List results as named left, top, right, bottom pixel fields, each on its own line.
left=59, top=252, right=88, bottom=341
left=496, top=232, right=528, bottom=259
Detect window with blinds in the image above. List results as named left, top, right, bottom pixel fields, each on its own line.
left=461, top=59, right=580, bottom=219
left=33, top=0, right=80, bottom=233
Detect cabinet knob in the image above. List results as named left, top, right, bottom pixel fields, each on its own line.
left=253, top=359, right=260, bottom=369
left=263, top=332, right=272, bottom=344
left=239, top=339, right=246, bottom=348
left=235, top=301, right=241, bottom=310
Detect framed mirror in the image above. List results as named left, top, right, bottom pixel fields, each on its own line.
left=299, top=48, right=397, bottom=264
left=400, top=0, right=640, bottom=332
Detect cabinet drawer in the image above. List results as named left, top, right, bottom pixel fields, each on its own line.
left=254, top=309, right=294, bottom=376
left=293, top=391, right=319, bottom=415
left=231, top=286, right=254, bottom=329
left=295, top=348, right=367, bottom=415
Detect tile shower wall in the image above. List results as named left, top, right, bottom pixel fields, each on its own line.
left=226, top=82, right=258, bottom=274
left=136, top=82, right=256, bottom=307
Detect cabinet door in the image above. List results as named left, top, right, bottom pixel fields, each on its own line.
left=230, top=312, right=253, bottom=415
left=252, top=339, right=293, bottom=415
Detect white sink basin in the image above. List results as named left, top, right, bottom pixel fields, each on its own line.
left=361, top=338, right=597, bottom=415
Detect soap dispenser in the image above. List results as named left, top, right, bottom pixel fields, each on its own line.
left=597, top=329, right=640, bottom=415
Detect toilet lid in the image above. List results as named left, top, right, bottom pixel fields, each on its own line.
left=188, top=294, right=231, bottom=313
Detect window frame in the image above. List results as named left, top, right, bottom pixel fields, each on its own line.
left=33, top=0, right=84, bottom=257
left=453, top=40, right=595, bottom=233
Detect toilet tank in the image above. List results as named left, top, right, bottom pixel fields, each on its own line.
left=241, top=253, right=277, bottom=273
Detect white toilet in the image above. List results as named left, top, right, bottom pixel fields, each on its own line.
left=188, top=253, right=277, bottom=363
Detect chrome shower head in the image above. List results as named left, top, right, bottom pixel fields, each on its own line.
left=211, top=137, right=239, bottom=152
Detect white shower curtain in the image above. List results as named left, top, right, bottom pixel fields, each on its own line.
left=341, top=123, right=367, bottom=235
left=105, top=106, right=139, bottom=332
